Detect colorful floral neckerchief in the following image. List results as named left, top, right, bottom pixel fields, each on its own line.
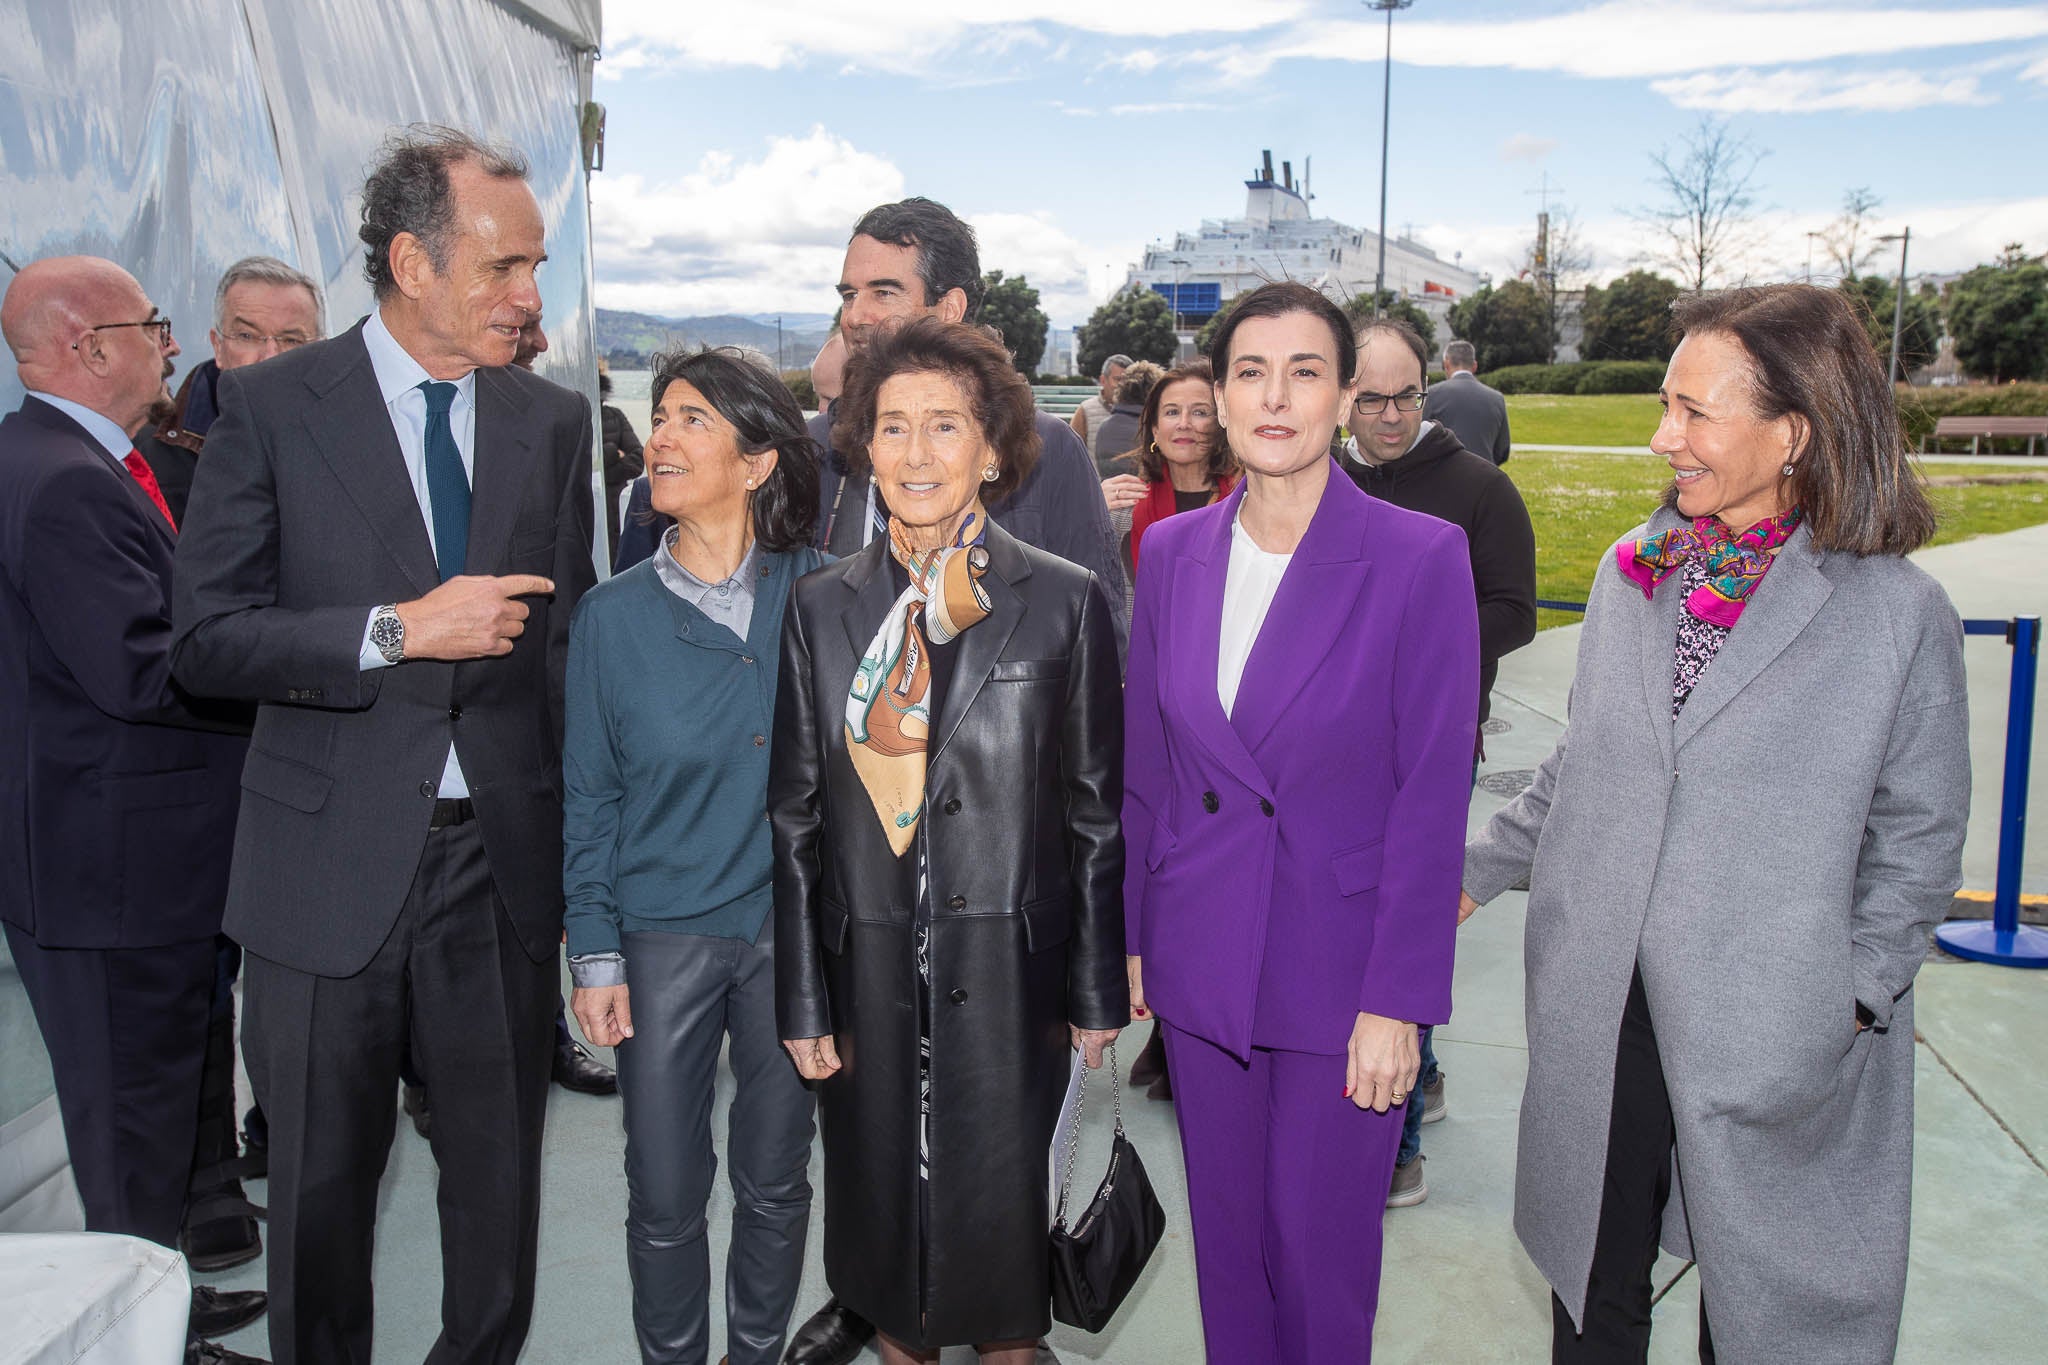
left=1616, top=509, right=1803, bottom=628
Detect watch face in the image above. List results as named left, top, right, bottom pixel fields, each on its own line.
left=371, top=611, right=403, bottom=654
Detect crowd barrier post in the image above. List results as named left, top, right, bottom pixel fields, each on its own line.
left=1936, top=615, right=2046, bottom=968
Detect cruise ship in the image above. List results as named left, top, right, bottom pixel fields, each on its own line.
left=1126, top=151, right=1485, bottom=336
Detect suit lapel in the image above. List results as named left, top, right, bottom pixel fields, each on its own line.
left=1632, top=506, right=1684, bottom=771
left=839, top=538, right=901, bottom=660
left=1169, top=489, right=1276, bottom=800
left=468, top=367, right=537, bottom=573
left=20, top=397, right=175, bottom=546
left=1672, top=524, right=1832, bottom=752
left=1228, top=465, right=1372, bottom=756
left=299, top=326, right=438, bottom=595
left=929, top=526, right=1025, bottom=766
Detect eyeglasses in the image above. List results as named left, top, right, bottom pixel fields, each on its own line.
left=75, top=317, right=174, bottom=349
left=220, top=328, right=313, bottom=351
left=1354, top=390, right=1427, bottom=415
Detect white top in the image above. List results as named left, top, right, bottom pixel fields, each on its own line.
left=1217, top=509, right=1293, bottom=719
left=354, top=308, right=480, bottom=797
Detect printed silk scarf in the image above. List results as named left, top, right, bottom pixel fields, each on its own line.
left=845, top=508, right=994, bottom=856
left=1616, top=508, right=1803, bottom=627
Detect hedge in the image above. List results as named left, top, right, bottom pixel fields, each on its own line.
left=1477, top=360, right=1664, bottom=395
left=1898, top=383, right=2048, bottom=450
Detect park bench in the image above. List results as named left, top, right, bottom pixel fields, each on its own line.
left=1032, top=385, right=1096, bottom=417
left=1923, top=415, right=2048, bottom=456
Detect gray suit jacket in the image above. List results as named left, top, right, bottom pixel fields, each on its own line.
left=171, top=321, right=597, bottom=976
left=1464, top=507, right=1967, bottom=1363
left=1423, top=372, right=1510, bottom=465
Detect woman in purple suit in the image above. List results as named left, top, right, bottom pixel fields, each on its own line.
left=1122, top=281, right=1478, bottom=1363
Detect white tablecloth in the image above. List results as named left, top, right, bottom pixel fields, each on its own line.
left=0, top=1232, right=189, bottom=1365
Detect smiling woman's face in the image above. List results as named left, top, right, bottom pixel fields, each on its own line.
left=1651, top=330, right=1803, bottom=530
left=1216, top=310, right=1355, bottom=480
left=1150, top=377, right=1219, bottom=473
left=869, top=369, right=990, bottom=548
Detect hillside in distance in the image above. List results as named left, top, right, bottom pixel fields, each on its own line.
left=597, top=308, right=833, bottom=367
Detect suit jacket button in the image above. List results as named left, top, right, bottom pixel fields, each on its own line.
left=949, top=988, right=968, bottom=1005
left=419, top=780, right=435, bottom=798
left=946, top=894, right=966, bottom=910
left=448, top=704, right=462, bottom=720
left=753, top=735, right=766, bottom=746
left=1202, top=791, right=1219, bottom=813
left=943, top=798, right=962, bottom=815
left=1259, top=798, right=1275, bottom=817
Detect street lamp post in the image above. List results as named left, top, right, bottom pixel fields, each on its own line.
left=1168, top=256, right=1191, bottom=352
left=1878, top=228, right=1911, bottom=386
left=1805, top=230, right=1824, bottom=285
left=1368, top=0, right=1412, bottom=318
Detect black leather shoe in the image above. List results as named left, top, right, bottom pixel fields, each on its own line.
left=190, top=1285, right=267, bottom=1338
left=402, top=1083, right=431, bottom=1140
left=552, top=1039, right=619, bottom=1095
left=1127, top=1027, right=1167, bottom=1087
left=181, top=1201, right=262, bottom=1272
left=187, top=1339, right=269, bottom=1364
left=782, top=1297, right=875, bottom=1365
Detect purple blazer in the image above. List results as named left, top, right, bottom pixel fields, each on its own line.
left=1123, top=462, right=1478, bottom=1060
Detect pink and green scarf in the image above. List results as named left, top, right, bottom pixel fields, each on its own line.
left=1617, top=509, right=1802, bottom=628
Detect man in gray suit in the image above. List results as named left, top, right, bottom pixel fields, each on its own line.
left=1423, top=339, right=1511, bottom=465
left=171, top=126, right=595, bottom=1364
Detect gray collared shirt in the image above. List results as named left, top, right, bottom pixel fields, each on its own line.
left=654, top=527, right=761, bottom=640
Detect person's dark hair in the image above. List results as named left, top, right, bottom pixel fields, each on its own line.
left=598, top=371, right=613, bottom=399
left=1114, top=360, right=1164, bottom=408
left=1118, top=358, right=1234, bottom=487
left=359, top=125, right=529, bottom=302
left=1668, top=284, right=1936, bottom=555
left=832, top=317, right=1041, bottom=504
left=1206, top=281, right=1358, bottom=386
left=850, top=198, right=985, bottom=321
left=649, top=346, right=821, bottom=552
left=1442, top=339, right=1478, bottom=372
left=1356, top=318, right=1429, bottom=387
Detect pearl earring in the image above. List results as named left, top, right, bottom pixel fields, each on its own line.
left=983, top=464, right=999, bottom=482
left=746, top=479, right=756, bottom=488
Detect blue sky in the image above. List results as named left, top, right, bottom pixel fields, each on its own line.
left=587, top=0, right=2048, bottom=327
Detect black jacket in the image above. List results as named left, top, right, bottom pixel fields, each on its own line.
left=0, top=398, right=246, bottom=947
left=1345, top=423, right=1536, bottom=737
left=170, top=321, right=597, bottom=976
left=770, top=523, right=1125, bottom=1347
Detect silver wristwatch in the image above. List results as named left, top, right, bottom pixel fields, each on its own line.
left=370, top=604, right=406, bottom=664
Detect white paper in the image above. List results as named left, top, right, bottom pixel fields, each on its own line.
left=1049, top=1047, right=1089, bottom=1217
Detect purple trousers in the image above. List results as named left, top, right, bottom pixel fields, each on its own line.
left=1164, top=1022, right=1405, bottom=1364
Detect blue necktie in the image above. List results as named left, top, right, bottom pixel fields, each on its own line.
left=419, top=380, right=469, bottom=580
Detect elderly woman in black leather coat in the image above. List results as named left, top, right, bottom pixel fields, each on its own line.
left=771, top=318, right=1126, bottom=1365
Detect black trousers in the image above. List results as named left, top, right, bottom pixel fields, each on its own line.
left=243, top=819, right=555, bottom=1365
left=4, top=923, right=214, bottom=1247
left=1554, top=966, right=1716, bottom=1365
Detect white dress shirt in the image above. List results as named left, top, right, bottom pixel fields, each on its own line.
left=354, top=309, right=478, bottom=798
left=1217, top=507, right=1293, bottom=719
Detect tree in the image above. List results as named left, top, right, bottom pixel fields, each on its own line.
left=1837, top=275, right=1942, bottom=377
left=1077, top=286, right=1177, bottom=375
left=1194, top=294, right=1238, bottom=358
left=1634, top=116, right=1767, bottom=290
left=979, top=270, right=1048, bottom=375
left=1578, top=270, right=1682, bottom=362
left=1342, top=289, right=1437, bottom=356
left=1447, top=280, right=1553, bottom=371
left=1946, top=258, right=2048, bottom=383
left=1818, top=187, right=1885, bottom=282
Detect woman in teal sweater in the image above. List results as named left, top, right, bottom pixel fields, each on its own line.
left=563, top=346, right=825, bottom=1365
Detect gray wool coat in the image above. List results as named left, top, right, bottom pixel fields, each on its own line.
left=1464, top=506, right=1969, bottom=1364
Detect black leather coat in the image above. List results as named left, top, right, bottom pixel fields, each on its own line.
left=770, top=524, right=1127, bottom=1347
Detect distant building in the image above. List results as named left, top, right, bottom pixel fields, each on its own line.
left=1123, top=151, right=1485, bottom=339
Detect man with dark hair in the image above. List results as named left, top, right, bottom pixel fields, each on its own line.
left=1344, top=318, right=1535, bottom=1207
left=809, top=196, right=1125, bottom=651
left=170, top=125, right=595, bottom=1363
left=1424, top=338, right=1512, bottom=466
left=1, top=255, right=267, bottom=1365
left=785, top=198, right=1122, bottom=1365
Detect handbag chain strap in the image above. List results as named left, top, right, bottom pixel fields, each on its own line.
left=1054, top=1039, right=1124, bottom=1227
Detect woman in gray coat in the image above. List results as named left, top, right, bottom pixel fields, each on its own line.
left=1461, top=284, right=1968, bottom=1364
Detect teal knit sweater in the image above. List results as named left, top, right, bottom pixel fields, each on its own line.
left=561, top=546, right=824, bottom=958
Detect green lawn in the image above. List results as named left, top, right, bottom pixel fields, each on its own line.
left=1504, top=451, right=2048, bottom=629
left=1506, top=393, right=1664, bottom=447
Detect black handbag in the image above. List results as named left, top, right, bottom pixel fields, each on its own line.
left=1048, top=1041, right=1167, bottom=1332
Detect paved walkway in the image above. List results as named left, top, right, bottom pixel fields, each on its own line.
left=196, top=523, right=2048, bottom=1362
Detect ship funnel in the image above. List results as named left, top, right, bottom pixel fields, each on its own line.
left=1262, top=149, right=1275, bottom=182
left=1282, top=160, right=1293, bottom=191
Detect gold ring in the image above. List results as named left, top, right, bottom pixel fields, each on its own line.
left=1390, top=1091, right=1406, bottom=1102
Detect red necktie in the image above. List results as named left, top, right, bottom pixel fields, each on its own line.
left=122, top=448, right=177, bottom=531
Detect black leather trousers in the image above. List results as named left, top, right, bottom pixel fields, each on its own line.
left=616, top=926, right=816, bottom=1365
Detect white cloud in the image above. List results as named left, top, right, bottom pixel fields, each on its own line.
left=1650, top=66, right=1994, bottom=113
left=2023, top=50, right=2048, bottom=85
left=589, top=128, right=904, bottom=316
left=1198, top=3, right=2048, bottom=86
left=1105, top=100, right=1224, bottom=116
left=1500, top=133, right=1559, bottom=162
left=970, top=211, right=1131, bottom=324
